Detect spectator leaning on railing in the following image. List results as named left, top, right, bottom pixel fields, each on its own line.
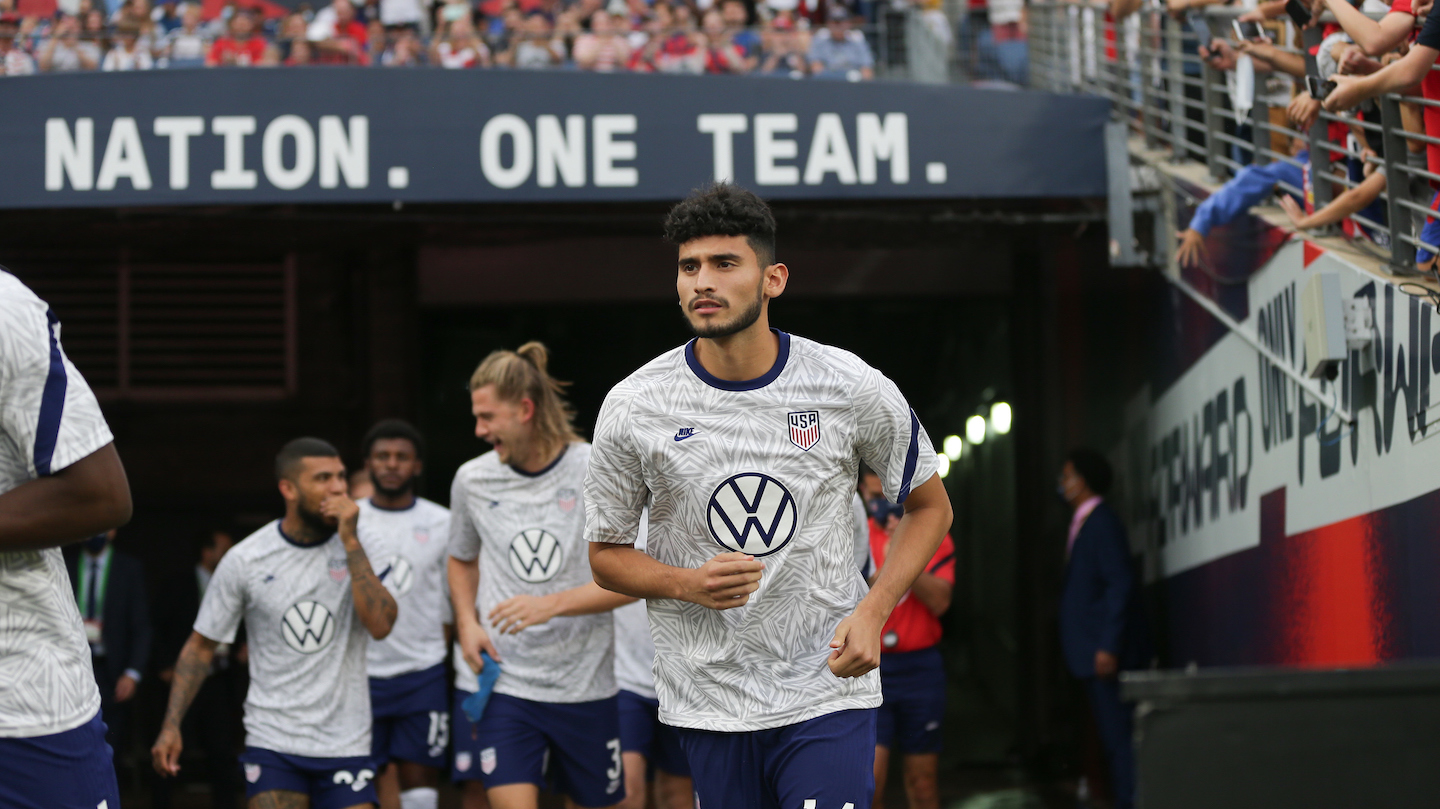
left=102, top=20, right=153, bottom=68
left=0, top=13, right=36, bottom=74
left=1176, top=138, right=1309, bottom=268
left=158, top=3, right=211, bottom=67
left=39, top=13, right=100, bottom=71
left=808, top=4, right=873, bottom=80
left=206, top=9, right=272, bottom=66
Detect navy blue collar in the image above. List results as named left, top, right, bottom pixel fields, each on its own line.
left=510, top=444, right=568, bottom=478
left=685, top=330, right=790, bottom=392
left=365, top=496, right=418, bottom=512
left=276, top=520, right=333, bottom=548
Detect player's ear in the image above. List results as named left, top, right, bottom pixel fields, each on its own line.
left=277, top=476, right=297, bottom=502
left=764, top=262, right=789, bottom=300
left=518, top=397, right=536, bottom=424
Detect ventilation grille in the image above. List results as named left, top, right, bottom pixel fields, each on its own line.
left=14, top=259, right=295, bottom=401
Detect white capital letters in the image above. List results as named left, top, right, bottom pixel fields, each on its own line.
left=856, top=113, right=909, bottom=184
left=262, top=115, right=316, bottom=190
left=697, top=113, right=747, bottom=183
left=536, top=114, right=585, bottom=188
left=96, top=117, right=152, bottom=191
left=210, top=116, right=257, bottom=190
left=319, top=115, right=368, bottom=189
left=753, top=113, right=798, bottom=186
left=480, top=114, right=534, bottom=189
left=45, top=118, right=93, bottom=191
left=153, top=116, right=203, bottom=190
left=592, top=114, right=637, bottom=188
left=803, top=113, right=857, bottom=185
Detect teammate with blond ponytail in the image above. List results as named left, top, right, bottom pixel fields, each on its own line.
left=446, top=342, right=635, bottom=809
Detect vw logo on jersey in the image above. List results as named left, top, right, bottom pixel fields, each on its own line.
left=281, top=600, right=336, bottom=654
left=707, top=473, right=798, bottom=557
left=508, top=529, right=564, bottom=582
left=380, top=555, right=414, bottom=596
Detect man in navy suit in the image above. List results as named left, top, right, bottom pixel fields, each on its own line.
left=66, top=528, right=152, bottom=759
left=1058, top=448, right=1147, bottom=809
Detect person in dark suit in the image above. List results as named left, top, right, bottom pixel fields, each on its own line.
left=151, top=527, right=242, bottom=809
left=66, top=528, right=152, bottom=759
left=1058, top=448, right=1148, bottom=809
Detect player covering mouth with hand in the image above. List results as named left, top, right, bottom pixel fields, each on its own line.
left=152, top=438, right=397, bottom=809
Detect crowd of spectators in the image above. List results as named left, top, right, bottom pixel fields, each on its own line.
left=1124, top=0, right=1440, bottom=275
left=0, top=0, right=888, bottom=77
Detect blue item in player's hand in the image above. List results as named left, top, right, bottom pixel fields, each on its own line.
left=462, top=652, right=500, bottom=723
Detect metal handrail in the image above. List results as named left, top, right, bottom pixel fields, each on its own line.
left=1030, top=1, right=1440, bottom=273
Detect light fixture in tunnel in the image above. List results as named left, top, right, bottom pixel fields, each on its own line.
left=990, top=402, right=1012, bottom=434
left=937, top=453, right=951, bottom=478
left=942, top=435, right=964, bottom=461
left=966, top=415, right=986, bottom=445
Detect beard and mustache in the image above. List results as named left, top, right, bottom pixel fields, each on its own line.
left=684, top=285, right=764, bottom=339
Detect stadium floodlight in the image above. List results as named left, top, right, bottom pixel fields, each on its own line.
left=937, top=453, right=951, bottom=478
left=990, top=402, right=1012, bottom=435
left=942, top=435, right=964, bottom=461
left=966, top=415, right=986, bottom=445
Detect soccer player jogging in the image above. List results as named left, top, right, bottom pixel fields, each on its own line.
left=448, top=343, right=632, bottom=809
left=152, top=438, right=398, bottom=809
left=357, top=420, right=454, bottom=809
left=585, top=184, right=954, bottom=809
left=0, top=269, right=133, bottom=809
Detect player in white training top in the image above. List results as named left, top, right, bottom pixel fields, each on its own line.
left=152, top=437, right=398, bottom=809
left=357, top=420, right=454, bottom=809
left=448, top=343, right=632, bottom=809
left=0, top=268, right=133, bottom=809
left=585, top=185, right=954, bottom=809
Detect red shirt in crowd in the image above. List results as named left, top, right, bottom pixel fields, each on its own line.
left=1388, top=0, right=1440, bottom=177
left=868, top=520, right=955, bottom=654
left=208, top=35, right=267, bottom=65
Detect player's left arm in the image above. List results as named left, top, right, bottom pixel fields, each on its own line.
left=324, top=494, right=397, bottom=639
left=0, top=443, right=132, bottom=551
left=489, top=582, right=637, bottom=634
left=829, top=474, right=951, bottom=678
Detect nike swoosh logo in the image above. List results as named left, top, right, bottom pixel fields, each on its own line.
left=674, top=434, right=696, bottom=442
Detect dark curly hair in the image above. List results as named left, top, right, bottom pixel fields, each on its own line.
left=662, top=184, right=777, bottom=267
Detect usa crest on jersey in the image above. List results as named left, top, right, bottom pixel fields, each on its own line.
left=788, top=411, right=820, bottom=451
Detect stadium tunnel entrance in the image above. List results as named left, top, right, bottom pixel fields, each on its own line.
left=0, top=193, right=1112, bottom=803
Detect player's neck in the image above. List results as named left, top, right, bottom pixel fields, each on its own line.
left=369, top=488, right=416, bottom=511
left=279, top=513, right=330, bottom=546
left=510, top=437, right=564, bottom=475
left=694, top=319, right=778, bottom=382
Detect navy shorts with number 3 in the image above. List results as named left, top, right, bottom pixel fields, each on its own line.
left=677, top=708, right=877, bottom=809
left=455, top=692, right=625, bottom=808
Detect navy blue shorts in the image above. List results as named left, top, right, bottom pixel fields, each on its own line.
left=370, top=662, right=450, bottom=768
left=240, top=747, right=379, bottom=809
left=452, top=692, right=625, bottom=807
left=0, top=711, right=120, bottom=809
left=876, top=646, right=946, bottom=754
left=676, top=708, right=877, bottom=809
left=617, top=689, right=690, bottom=777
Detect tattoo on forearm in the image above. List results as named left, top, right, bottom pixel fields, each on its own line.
left=162, top=643, right=211, bottom=731
left=251, top=789, right=308, bottom=809
left=347, top=547, right=398, bottom=629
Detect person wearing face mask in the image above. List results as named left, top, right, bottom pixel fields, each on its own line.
left=66, top=528, right=152, bottom=761
left=1057, top=448, right=1149, bottom=809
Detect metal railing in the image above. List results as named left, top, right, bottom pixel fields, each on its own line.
left=1028, top=1, right=1440, bottom=286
